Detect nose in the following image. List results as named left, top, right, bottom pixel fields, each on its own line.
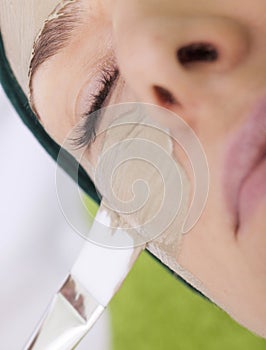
left=113, top=15, right=250, bottom=117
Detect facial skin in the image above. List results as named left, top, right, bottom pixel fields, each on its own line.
left=32, top=0, right=266, bottom=338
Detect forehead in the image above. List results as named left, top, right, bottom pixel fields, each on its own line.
left=0, top=0, right=59, bottom=94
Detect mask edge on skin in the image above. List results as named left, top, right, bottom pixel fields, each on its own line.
left=0, top=0, right=60, bottom=95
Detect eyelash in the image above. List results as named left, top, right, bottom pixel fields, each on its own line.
left=73, top=67, right=119, bottom=149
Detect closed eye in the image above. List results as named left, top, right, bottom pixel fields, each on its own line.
left=72, top=67, right=119, bottom=149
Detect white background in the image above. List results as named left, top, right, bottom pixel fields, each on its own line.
left=0, top=86, right=110, bottom=350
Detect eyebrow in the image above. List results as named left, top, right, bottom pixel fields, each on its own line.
left=28, top=0, right=83, bottom=118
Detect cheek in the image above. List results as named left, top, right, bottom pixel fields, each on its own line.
left=172, top=139, right=195, bottom=207
left=82, top=103, right=192, bottom=247
left=44, top=118, right=74, bottom=146
left=32, top=72, right=74, bottom=146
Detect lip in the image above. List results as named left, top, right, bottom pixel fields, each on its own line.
left=222, top=96, right=266, bottom=232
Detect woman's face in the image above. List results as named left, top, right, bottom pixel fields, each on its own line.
left=31, top=0, right=266, bottom=337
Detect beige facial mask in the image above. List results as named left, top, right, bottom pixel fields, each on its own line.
left=70, top=102, right=208, bottom=293
left=66, top=104, right=190, bottom=251
left=102, top=107, right=189, bottom=248
left=0, top=0, right=63, bottom=94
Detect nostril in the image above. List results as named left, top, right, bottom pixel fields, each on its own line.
left=153, top=85, right=177, bottom=106
left=177, top=42, right=218, bottom=65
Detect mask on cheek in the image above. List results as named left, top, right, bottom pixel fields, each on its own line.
left=57, top=103, right=209, bottom=256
